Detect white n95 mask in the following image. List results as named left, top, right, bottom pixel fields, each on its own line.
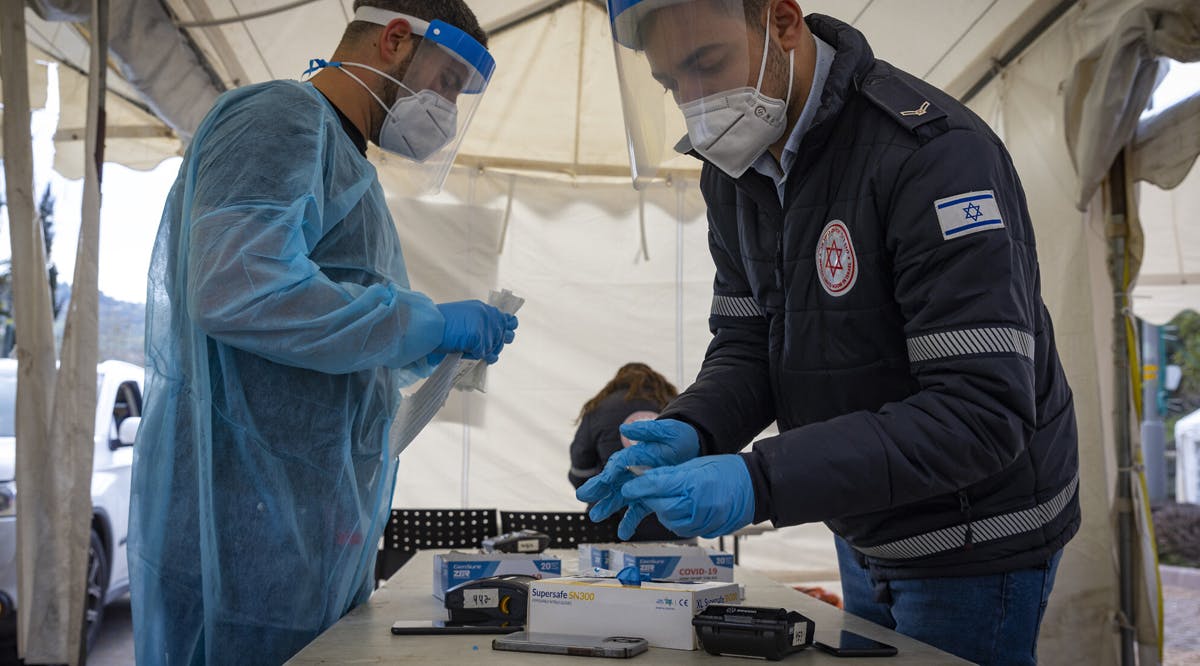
left=312, top=60, right=459, bottom=162
left=378, top=88, right=458, bottom=162
left=678, top=10, right=795, bottom=178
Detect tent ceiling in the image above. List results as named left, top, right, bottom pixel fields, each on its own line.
left=1133, top=163, right=1200, bottom=324
left=22, top=10, right=146, bottom=105
left=13, top=0, right=1072, bottom=177
left=175, top=1, right=1055, bottom=96
left=156, top=0, right=1058, bottom=96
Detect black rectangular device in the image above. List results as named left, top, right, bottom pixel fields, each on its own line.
left=813, top=630, right=898, bottom=657
left=443, top=573, right=534, bottom=625
left=481, top=529, right=550, bottom=553
left=692, top=604, right=815, bottom=661
left=492, top=632, right=648, bottom=658
left=390, top=620, right=522, bottom=635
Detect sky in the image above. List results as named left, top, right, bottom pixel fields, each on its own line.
left=44, top=159, right=180, bottom=304
left=1142, top=59, right=1200, bottom=120
left=2, top=59, right=1199, bottom=306
left=0, top=61, right=180, bottom=304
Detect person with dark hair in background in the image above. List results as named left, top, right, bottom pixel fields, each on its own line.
left=128, top=2, right=515, bottom=664
left=570, top=363, right=679, bottom=540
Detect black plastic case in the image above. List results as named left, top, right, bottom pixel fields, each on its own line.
left=692, top=604, right=815, bottom=661
left=480, top=529, right=551, bottom=553
left=443, top=574, right=535, bottom=625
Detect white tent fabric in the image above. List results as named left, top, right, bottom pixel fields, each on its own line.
left=2, top=3, right=106, bottom=661
left=1064, top=0, right=1200, bottom=211
left=51, top=53, right=180, bottom=180
left=1131, top=92, right=1200, bottom=192
left=17, top=0, right=1060, bottom=175
left=0, top=44, right=49, bottom=154
left=966, top=0, right=1200, bottom=661
left=18, top=7, right=186, bottom=179
left=34, top=1, right=107, bottom=659
left=27, top=0, right=221, bottom=142
left=1128, top=91, right=1200, bottom=324
left=384, top=169, right=713, bottom=510
left=1133, top=163, right=1200, bottom=324
left=0, top=8, right=63, bottom=663
left=6, top=0, right=1199, bottom=663
left=1173, top=409, right=1200, bottom=503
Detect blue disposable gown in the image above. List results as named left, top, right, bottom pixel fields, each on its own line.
left=129, top=80, right=444, bottom=665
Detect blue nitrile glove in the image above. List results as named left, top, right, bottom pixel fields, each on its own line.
left=616, top=565, right=644, bottom=587
left=617, top=455, right=754, bottom=540
left=576, top=419, right=701, bottom=523
left=434, top=300, right=518, bottom=364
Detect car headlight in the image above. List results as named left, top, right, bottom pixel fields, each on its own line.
left=0, top=482, right=14, bottom=517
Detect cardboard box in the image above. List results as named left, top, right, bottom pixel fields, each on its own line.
left=577, top=542, right=623, bottom=571
left=433, top=551, right=561, bottom=600
left=609, top=544, right=734, bottom=583
left=528, top=577, right=741, bottom=650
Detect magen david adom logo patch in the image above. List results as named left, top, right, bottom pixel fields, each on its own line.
left=816, top=220, right=857, bottom=297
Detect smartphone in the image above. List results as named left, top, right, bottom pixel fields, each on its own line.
left=813, top=630, right=898, bottom=657
left=492, top=631, right=648, bottom=658
left=390, top=620, right=523, bottom=635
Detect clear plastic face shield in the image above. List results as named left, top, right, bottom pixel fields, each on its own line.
left=311, top=7, right=495, bottom=195
left=607, top=0, right=794, bottom=185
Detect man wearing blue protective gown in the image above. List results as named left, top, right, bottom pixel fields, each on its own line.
left=129, top=2, right=510, bottom=664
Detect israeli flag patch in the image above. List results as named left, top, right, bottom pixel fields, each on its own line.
left=933, top=190, right=1004, bottom=240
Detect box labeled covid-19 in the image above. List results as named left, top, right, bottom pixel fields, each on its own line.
left=528, top=577, right=741, bottom=650
left=608, top=544, right=734, bottom=583
left=432, top=551, right=561, bottom=600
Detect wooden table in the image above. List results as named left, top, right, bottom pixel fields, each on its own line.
left=286, top=550, right=968, bottom=664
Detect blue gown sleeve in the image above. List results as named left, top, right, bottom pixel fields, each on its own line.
left=182, top=85, right=444, bottom=375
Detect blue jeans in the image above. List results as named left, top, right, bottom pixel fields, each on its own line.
left=834, top=536, right=1061, bottom=665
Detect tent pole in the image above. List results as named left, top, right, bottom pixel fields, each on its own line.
left=70, top=0, right=108, bottom=662
left=675, top=180, right=686, bottom=390
left=959, top=0, right=1079, bottom=104
left=1, top=4, right=61, bottom=662
left=1107, top=152, right=1137, bottom=666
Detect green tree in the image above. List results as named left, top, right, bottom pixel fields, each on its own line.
left=38, top=184, right=64, bottom=320
left=1163, top=310, right=1200, bottom=438
left=0, top=183, right=63, bottom=356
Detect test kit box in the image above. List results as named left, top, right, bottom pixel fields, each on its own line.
left=609, top=544, right=734, bottom=583
left=527, top=577, right=741, bottom=650
left=578, top=543, right=623, bottom=571
left=432, top=551, right=561, bottom=600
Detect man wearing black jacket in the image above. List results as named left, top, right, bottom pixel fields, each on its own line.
left=579, top=1, right=1079, bottom=663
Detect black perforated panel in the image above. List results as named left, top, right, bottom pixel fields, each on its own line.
left=499, top=511, right=619, bottom=547
left=385, top=508, right=499, bottom=552
left=376, top=508, right=499, bottom=583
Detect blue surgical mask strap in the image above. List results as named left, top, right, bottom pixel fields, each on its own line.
left=302, top=58, right=339, bottom=78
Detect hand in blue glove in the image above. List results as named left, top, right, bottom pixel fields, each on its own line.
left=434, top=300, right=518, bottom=364
left=617, top=454, right=754, bottom=540
left=575, top=419, right=700, bottom=524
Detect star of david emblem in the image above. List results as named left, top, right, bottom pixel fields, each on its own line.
left=963, top=202, right=983, bottom=222
left=824, top=246, right=844, bottom=272
left=816, top=220, right=857, bottom=297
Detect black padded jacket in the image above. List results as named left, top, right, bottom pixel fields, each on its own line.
left=659, top=14, right=1080, bottom=581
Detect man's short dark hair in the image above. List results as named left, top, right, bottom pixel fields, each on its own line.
left=346, top=0, right=487, bottom=47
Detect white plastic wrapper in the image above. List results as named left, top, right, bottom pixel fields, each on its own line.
left=388, top=288, right=524, bottom=458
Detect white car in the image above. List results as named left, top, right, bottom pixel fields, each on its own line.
left=0, top=358, right=143, bottom=656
